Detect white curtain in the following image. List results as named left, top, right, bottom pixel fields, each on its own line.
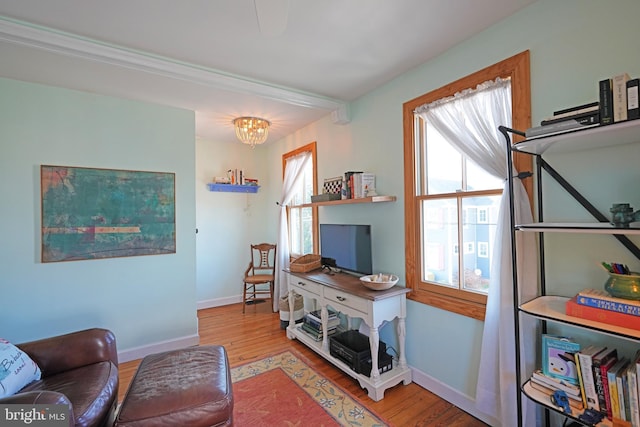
left=416, top=78, right=539, bottom=427
left=274, top=151, right=312, bottom=312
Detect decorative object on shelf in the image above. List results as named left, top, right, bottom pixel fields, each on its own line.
left=233, top=116, right=270, bottom=148
left=359, top=273, right=398, bottom=291
left=610, top=203, right=640, bottom=228
left=322, top=176, right=343, bottom=195
left=604, top=271, right=640, bottom=300
left=289, top=254, right=322, bottom=273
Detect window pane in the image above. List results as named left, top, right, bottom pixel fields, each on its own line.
left=421, top=198, right=458, bottom=288
left=460, top=195, right=500, bottom=293
left=301, top=207, right=313, bottom=254
left=466, top=158, right=502, bottom=191
left=426, top=124, right=462, bottom=194
left=289, top=207, right=302, bottom=255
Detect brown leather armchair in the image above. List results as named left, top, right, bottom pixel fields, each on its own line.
left=0, top=328, right=119, bottom=427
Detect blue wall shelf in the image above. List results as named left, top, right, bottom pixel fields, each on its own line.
left=207, top=183, right=260, bottom=193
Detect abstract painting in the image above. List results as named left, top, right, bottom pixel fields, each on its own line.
left=41, top=165, right=176, bottom=262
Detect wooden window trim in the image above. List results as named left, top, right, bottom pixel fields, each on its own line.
left=402, top=51, right=532, bottom=321
left=282, top=142, right=319, bottom=255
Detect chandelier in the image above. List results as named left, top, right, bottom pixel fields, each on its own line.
left=233, top=116, right=270, bottom=148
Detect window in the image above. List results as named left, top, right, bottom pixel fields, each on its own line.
left=478, top=242, right=489, bottom=258
left=283, top=142, right=318, bottom=257
left=403, top=51, right=531, bottom=320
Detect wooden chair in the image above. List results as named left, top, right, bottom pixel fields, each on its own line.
left=242, top=243, right=277, bottom=313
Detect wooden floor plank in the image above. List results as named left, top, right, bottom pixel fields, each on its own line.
left=117, top=303, right=489, bottom=426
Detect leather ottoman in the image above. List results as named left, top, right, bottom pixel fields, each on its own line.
left=114, top=346, right=233, bottom=427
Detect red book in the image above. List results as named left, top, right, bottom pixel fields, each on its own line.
left=566, top=296, right=640, bottom=330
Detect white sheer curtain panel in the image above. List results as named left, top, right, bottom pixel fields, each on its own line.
left=415, top=78, right=539, bottom=426
left=274, top=151, right=312, bottom=312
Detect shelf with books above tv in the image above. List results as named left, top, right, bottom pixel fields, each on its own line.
left=302, top=195, right=396, bottom=207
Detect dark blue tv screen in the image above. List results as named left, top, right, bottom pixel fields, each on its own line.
left=320, top=224, right=372, bottom=275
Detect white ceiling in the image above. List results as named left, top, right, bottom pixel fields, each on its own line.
left=0, top=0, right=537, bottom=144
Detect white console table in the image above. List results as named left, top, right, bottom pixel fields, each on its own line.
left=285, top=269, right=412, bottom=401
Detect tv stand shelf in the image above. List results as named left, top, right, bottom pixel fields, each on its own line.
left=302, top=195, right=396, bottom=207
left=285, top=269, right=412, bottom=401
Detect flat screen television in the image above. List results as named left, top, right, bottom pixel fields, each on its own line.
left=319, top=224, right=372, bottom=276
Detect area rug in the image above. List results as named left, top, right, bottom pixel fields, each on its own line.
left=231, top=350, right=388, bottom=426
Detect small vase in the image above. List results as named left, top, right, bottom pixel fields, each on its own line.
left=604, top=272, right=640, bottom=300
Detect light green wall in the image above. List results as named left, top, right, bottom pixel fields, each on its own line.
left=0, top=78, right=199, bottom=352
left=264, top=0, right=640, bottom=413
left=1, top=0, right=639, bottom=418
left=195, top=138, right=272, bottom=303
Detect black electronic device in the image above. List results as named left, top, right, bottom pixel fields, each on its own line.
left=319, top=224, right=372, bottom=276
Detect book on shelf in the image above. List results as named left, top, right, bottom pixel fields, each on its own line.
left=360, top=172, right=375, bottom=198
left=607, top=357, right=629, bottom=420
left=303, top=315, right=340, bottom=332
left=627, top=78, right=640, bottom=120
left=566, top=295, right=640, bottom=330
left=576, top=288, right=640, bottom=317
left=531, top=369, right=581, bottom=399
left=542, top=334, right=581, bottom=385
left=577, top=345, right=609, bottom=411
left=627, top=351, right=640, bottom=426
left=540, top=110, right=599, bottom=126
left=613, top=73, right=631, bottom=122
left=524, top=120, right=599, bottom=139
left=591, top=347, right=617, bottom=416
left=599, top=353, right=619, bottom=420
left=575, top=352, right=588, bottom=407
left=600, top=78, right=614, bottom=125
left=343, top=171, right=362, bottom=199
left=527, top=380, right=584, bottom=410
left=300, top=322, right=339, bottom=341
left=552, top=101, right=599, bottom=118
left=306, top=308, right=338, bottom=322
left=617, top=363, right=630, bottom=421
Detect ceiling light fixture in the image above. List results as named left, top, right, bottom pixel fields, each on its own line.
left=233, top=116, right=270, bottom=148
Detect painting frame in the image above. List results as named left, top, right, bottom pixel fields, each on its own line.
left=41, top=165, right=176, bottom=263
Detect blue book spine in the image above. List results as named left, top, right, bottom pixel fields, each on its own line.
left=577, top=295, right=640, bottom=317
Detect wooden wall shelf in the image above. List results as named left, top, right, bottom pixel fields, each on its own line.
left=302, top=195, right=396, bottom=207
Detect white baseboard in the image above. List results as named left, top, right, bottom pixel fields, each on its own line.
left=410, top=366, right=499, bottom=427
left=117, top=333, right=200, bottom=363
left=197, top=295, right=242, bottom=310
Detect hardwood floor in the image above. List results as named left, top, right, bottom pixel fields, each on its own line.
left=117, top=303, right=489, bottom=427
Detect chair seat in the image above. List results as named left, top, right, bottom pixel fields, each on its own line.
left=245, top=274, right=274, bottom=284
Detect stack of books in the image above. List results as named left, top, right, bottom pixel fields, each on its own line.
left=300, top=309, right=340, bottom=341
left=573, top=346, right=640, bottom=424
left=341, top=172, right=376, bottom=199
left=532, top=335, right=640, bottom=423
left=529, top=369, right=584, bottom=411
left=525, top=101, right=600, bottom=139
left=566, top=289, right=640, bottom=331
left=524, top=72, right=640, bottom=139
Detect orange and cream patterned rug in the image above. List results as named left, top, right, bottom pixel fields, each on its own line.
left=231, top=350, right=388, bottom=426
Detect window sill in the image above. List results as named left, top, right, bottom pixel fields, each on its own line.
left=408, top=290, right=486, bottom=321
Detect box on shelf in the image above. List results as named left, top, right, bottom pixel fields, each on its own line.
left=329, top=330, right=392, bottom=377
left=310, top=193, right=341, bottom=203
